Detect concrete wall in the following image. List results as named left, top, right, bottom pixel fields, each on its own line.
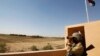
left=65, top=20, right=100, bottom=56
left=0, top=49, right=66, bottom=56
left=85, top=21, right=100, bottom=56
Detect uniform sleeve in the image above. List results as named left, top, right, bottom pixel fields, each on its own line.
left=71, top=43, right=84, bottom=55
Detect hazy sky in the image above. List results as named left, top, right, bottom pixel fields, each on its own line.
left=0, top=0, right=100, bottom=37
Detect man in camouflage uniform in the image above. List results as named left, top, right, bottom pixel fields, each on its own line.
left=66, top=31, right=84, bottom=56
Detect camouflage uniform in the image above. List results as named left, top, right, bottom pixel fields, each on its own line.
left=71, top=42, right=84, bottom=56
left=67, top=31, right=84, bottom=56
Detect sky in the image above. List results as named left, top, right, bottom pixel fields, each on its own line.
left=0, top=0, right=100, bottom=37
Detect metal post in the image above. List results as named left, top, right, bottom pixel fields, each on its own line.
left=85, top=0, right=90, bottom=23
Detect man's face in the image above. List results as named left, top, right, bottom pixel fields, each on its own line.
left=68, top=37, right=73, bottom=43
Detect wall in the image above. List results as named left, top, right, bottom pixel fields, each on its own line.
left=0, top=49, right=66, bottom=56
left=65, top=20, right=100, bottom=56
left=85, top=21, right=100, bottom=56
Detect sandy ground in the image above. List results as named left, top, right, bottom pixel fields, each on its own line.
left=6, top=40, right=64, bottom=52
left=0, top=35, right=65, bottom=52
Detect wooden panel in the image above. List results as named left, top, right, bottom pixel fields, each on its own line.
left=0, top=49, right=66, bottom=56
left=68, top=26, right=85, bottom=37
